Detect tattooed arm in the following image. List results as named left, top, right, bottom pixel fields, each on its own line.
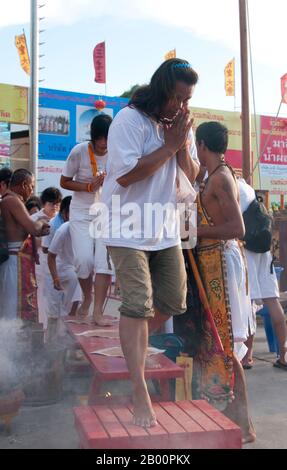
left=197, top=173, right=245, bottom=240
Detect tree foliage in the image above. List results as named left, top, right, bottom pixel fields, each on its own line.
left=120, top=84, right=141, bottom=99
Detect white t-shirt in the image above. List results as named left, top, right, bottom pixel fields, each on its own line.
left=48, top=222, right=74, bottom=272
left=238, top=178, right=256, bottom=213
left=42, top=213, right=65, bottom=249
left=100, top=106, right=198, bottom=250
left=31, top=208, right=52, bottom=275
left=62, top=141, right=107, bottom=212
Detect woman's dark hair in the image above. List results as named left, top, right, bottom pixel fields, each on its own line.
left=0, top=167, right=12, bottom=186
left=25, top=196, right=42, bottom=213
left=129, top=58, right=199, bottom=121
left=196, top=121, right=229, bottom=154
left=41, top=187, right=62, bottom=205
left=90, top=114, right=112, bottom=143
left=60, top=195, right=72, bottom=214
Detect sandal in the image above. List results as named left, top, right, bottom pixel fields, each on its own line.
left=242, top=359, right=254, bottom=370
left=273, top=359, right=287, bottom=371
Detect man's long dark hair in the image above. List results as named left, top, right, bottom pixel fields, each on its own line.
left=129, top=58, right=198, bottom=122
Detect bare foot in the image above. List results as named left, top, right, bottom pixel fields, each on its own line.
left=242, top=419, right=256, bottom=445
left=132, top=387, right=157, bottom=428
left=242, top=431, right=256, bottom=445
left=78, top=294, right=92, bottom=318
left=94, top=315, right=119, bottom=327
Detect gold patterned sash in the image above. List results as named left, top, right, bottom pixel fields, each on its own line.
left=192, top=193, right=234, bottom=406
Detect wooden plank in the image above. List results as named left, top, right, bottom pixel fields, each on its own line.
left=111, top=406, right=149, bottom=438
left=160, top=402, right=204, bottom=433
left=93, top=405, right=129, bottom=440
left=152, top=402, right=186, bottom=435
left=73, top=406, right=109, bottom=449
left=177, top=401, right=222, bottom=432
left=125, top=404, right=168, bottom=437
left=193, top=400, right=240, bottom=431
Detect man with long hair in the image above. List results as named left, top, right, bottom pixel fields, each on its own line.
left=101, top=59, right=199, bottom=427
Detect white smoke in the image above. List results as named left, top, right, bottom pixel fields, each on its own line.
left=0, top=319, right=24, bottom=395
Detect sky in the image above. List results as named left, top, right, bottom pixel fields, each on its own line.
left=1, top=0, right=287, bottom=117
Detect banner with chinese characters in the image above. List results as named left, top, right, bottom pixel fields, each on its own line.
left=15, top=33, right=30, bottom=76
left=260, top=115, right=287, bottom=200
left=0, top=83, right=28, bottom=124
left=224, top=59, right=235, bottom=97
left=93, top=42, right=106, bottom=84
left=164, top=49, right=176, bottom=60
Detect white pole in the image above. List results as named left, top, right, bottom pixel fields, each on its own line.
left=30, top=0, right=39, bottom=193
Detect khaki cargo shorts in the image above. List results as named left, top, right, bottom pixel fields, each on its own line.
left=108, top=245, right=187, bottom=319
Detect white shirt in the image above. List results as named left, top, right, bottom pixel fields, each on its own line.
left=48, top=222, right=75, bottom=272
left=31, top=209, right=52, bottom=275
left=62, top=141, right=107, bottom=212
left=238, top=178, right=256, bottom=213
left=42, top=213, right=65, bottom=249
left=100, top=106, right=198, bottom=250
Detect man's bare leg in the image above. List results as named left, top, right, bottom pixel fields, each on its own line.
left=93, top=274, right=118, bottom=326
left=149, top=309, right=171, bottom=334
left=223, top=353, right=256, bottom=444
left=242, top=334, right=255, bottom=367
left=263, top=297, right=287, bottom=364
left=78, top=275, right=93, bottom=317
left=69, top=301, right=80, bottom=317
left=120, top=315, right=157, bottom=428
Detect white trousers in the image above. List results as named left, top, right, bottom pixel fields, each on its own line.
left=69, top=212, right=113, bottom=279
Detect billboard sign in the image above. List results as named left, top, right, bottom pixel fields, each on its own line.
left=0, top=83, right=28, bottom=124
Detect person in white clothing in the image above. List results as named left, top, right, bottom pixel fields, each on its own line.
left=31, top=187, right=62, bottom=330
left=42, top=196, right=73, bottom=338
left=60, top=114, right=115, bottom=325
left=100, top=59, right=199, bottom=428
left=238, top=178, right=287, bottom=370
left=48, top=222, right=82, bottom=318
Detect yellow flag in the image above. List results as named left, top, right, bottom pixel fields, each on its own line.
left=164, top=49, right=176, bottom=60
left=175, top=355, right=193, bottom=401
left=15, top=33, right=30, bottom=76
left=224, top=58, right=235, bottom=96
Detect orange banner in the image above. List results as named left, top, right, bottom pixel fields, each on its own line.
left=164, top=49, right=176, bottom=60
left=15, top=33, right=30, bottom=76
left=224, top=59, right=235, bottom=96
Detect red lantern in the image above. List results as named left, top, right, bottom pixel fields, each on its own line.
left=94, top=99, right=106, bottom=111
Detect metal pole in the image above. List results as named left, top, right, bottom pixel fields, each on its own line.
left=239, top=0, right=251, bottom=183
left=30, top=0, right=39, bottom=193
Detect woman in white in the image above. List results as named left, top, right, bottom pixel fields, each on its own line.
left=60, top=114, right=115, bottom=326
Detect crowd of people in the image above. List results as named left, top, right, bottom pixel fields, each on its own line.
left=0, top=58, right=287, bottom=445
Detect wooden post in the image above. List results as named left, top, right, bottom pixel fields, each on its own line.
left=265, top=191, right=270, bottom=211
left=239, top=0, right=251, bottom=184
left=280, top=194, right=284, bottom=210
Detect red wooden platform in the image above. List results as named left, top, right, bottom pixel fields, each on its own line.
left=65, top=321, right=184, bottom=405
left=74, top=400, right=242, bottom=449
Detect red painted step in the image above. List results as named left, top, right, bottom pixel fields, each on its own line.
left=74, top=400, right=241, bottom=449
